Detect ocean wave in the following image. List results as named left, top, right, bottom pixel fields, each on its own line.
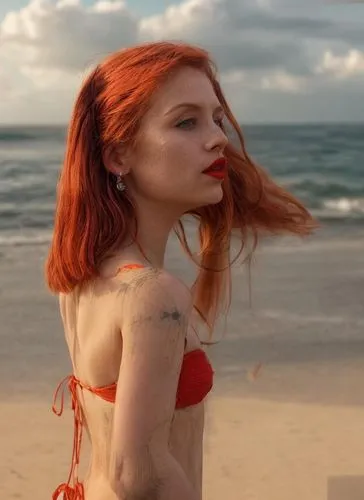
left=282, top=179, right=364, bottom=202
left=0, top=231, right=52, bottom=247
left=323, top=197, right=364, bottom=214
left=1, top=197, right=364, bottom=235
left=0, top=131, right=39, bottom=142
left=0, top=127, right=66, bottom=143
left=307, top=198, right=364, bottom=223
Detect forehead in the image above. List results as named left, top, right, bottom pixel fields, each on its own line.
left=149, top=66, right=219, bottom=112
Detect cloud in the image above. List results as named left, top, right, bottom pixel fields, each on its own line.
left=315, top=48, right=364, bottom=79
left=140, top=0, right=310, bottom=76
left=0, top=0, right=363, bottom=124
left=0, top=66, right=13, bottom=96
left=139, top=0, right=219, bottom=38
left=225, top=7, right=364, bottom=48
left=260, top=70, right=309, bottom=93
left=0, top=0, right=138, bottom=72
left=0, top=0, right=139, bottom=122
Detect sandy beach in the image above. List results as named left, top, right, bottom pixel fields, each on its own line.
left=1, top=225, right=364, bottom=500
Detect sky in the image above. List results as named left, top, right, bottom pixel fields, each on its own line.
left=0, top=0, right=363, bottom=125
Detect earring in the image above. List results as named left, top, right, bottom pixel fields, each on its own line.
left=116, top=172, right=126, bottom=192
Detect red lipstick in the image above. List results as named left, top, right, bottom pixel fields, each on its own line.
left=202, top=157, right=228, bottom=180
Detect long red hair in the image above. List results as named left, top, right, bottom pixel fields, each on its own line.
left=45, top=41, right=317, bottom=338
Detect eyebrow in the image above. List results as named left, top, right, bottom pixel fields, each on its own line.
left=165, top=102, right=224, bottom=116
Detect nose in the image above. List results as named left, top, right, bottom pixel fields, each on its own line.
left=204, top=121, right=229, bottom=152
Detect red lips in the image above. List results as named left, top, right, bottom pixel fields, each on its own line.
left=202, top=157, right=228, bottom=177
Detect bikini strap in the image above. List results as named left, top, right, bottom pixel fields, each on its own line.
left=52, top=375, right=85, bottom=499
left=51, top=375, right=118, bottom=499
left=116, top=263, right=146, bottom=274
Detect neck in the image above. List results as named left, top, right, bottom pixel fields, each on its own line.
left=120, top=202, right=184, bottom=269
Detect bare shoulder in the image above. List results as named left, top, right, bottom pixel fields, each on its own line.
left=116, top=267, right=193, bottom=333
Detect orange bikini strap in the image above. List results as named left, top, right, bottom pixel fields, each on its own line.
left=51, top=375, right=118, bottom=499
left=116, top=263, right=146, bottom=274
left=52, top=375, right=85, bottom=499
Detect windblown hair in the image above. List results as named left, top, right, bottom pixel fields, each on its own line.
left=45, top=41, right=317, bottom=338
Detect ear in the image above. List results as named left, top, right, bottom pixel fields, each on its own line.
left=102, top=144, right=129, bottom=175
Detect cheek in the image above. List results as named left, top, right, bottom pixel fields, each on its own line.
left=144, top=134, right=189, bottom=170
left=160, top=134, right=198, bottom=169
left=140, top=131, right=168, bottom=163
left=133, top=129, right=199, bottom=188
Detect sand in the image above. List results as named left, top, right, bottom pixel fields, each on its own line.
left=1, top=225, right=364, bottom=499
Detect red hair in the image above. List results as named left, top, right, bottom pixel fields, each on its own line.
left=45, top=41, right=317, bottom=338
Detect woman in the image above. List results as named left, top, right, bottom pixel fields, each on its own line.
left=46, top=41, right=316, bottom=500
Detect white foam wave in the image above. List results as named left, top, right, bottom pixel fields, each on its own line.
left=0, top=231, right=52, bottom=247
left=323, top=197, right=364, bottom=215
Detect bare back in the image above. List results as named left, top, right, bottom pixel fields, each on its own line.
left=59, top=264, right=207, bottom=499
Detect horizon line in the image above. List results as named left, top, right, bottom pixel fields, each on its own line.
left=0, top=120, right=363, bottom=128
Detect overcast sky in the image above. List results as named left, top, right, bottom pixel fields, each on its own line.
left=0, top=0, right=363, bottom=125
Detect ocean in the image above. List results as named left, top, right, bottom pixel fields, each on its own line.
left=0, top=123, right=363, bottom=247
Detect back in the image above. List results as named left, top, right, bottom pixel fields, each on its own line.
left=60, top=277, right=123, bottom=387
left=56, top=265, right=205, bottom=499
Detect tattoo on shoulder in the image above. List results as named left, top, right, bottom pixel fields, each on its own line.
left=117, top=282, right=130, bottom=296
left=132, top=268, right=163, bottom=290
left=160, top=308, right=185, bottom=326
left=116, top=268, right=161, bottom=300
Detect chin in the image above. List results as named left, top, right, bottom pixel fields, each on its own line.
left=195, top=185, right=224, bottom=208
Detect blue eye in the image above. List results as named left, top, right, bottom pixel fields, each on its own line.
left=176, top=118, right=196, bottom=129
left=176, top=117, right=225, bottom=130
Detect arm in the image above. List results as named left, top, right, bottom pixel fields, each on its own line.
left=109, top=268, right=199, bottom=500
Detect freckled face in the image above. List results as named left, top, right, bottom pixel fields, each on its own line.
left=124, top=66, right=229, bottom=214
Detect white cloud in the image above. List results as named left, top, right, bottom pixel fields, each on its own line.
left=139, top=0, right=222, bottom=39
left=221, top=69, right=246, bottom=85
left=0, top=66, right=12, bottom=95
left=1, top=0, right=138, bottom=73
left=0, top=0, right=140, bottom=123
left=315, top=48, right=364, bottom=79
left=221, top=67, right=308, bottom=94
left=260, top=71, right=308, bottom=93
left=0, top=0, right=363, bottom=124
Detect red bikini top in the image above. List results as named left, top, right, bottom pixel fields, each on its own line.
left=51, top=263, right=214, bottom=500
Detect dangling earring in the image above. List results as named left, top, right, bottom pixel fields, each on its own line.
left=116, top=172, right=126, bottom=192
